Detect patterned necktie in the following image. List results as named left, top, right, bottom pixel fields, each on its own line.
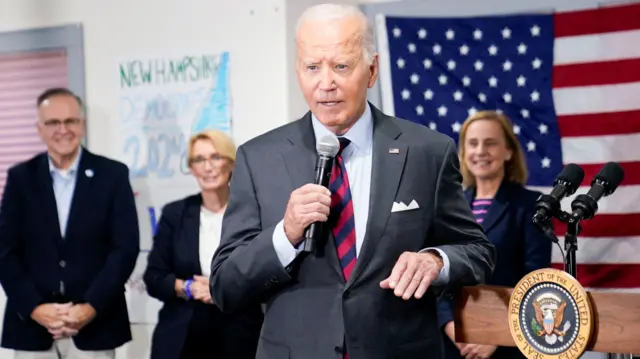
left=329, top=137, right=357, bottom=281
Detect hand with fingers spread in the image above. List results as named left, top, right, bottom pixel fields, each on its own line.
left=380, top=251, right=444, bottom=300
left=283, top=184, right=332, bottom=246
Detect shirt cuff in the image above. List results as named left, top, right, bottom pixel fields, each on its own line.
left=420, top=247, right=450, bottom=285
left=272, top=220, right=304, bottom=267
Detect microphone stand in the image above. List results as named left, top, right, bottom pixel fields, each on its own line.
left=533, top=211, right=581, bottom=278
left=534, top=207, right=632, bottom=359
left=564, top=214, right=580, bottom=278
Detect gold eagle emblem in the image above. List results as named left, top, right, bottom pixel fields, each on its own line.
left=533, top=300, right=567, bottom=337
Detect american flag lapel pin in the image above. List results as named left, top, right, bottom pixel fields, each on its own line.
left=389, top=148, right=400, bottom=154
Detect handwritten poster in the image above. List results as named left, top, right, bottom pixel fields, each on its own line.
left=115, top=52, right=232, bottom=323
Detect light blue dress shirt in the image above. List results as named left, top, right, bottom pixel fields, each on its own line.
left=48, top=148, right=82, bottom=238
left=271, top=104, right=450, bottom=284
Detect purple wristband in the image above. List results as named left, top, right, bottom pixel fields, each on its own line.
left=185, top=279, right=194, bottom=299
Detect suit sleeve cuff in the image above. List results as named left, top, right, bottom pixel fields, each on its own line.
left=17, top=289, right=42, bottom=321
left=272, top=220, right=303, bottom=267
left=420, top=247, right=450, bottom=285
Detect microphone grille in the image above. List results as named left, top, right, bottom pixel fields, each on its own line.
left=316, top=135, right=340, bottom=157
left=557, top=163, right=585, bottom=184
left=554, top=163, right=585, bottom=196
left=595, top=162, right=625, bottom=193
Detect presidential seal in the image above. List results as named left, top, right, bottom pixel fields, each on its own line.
left=508, top=268, right=594, bottom=359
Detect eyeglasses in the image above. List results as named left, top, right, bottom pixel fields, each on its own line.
left=41, top=118, right=82, bottom=130
left=190, top=154, right=225, bottom=167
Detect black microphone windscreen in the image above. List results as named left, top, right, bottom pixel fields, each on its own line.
left=594, top=162, right=625, bottom=194
left=555, top=163, right=585, bottom=191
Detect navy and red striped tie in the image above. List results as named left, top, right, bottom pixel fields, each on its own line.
left=329, top=137, right=357, bottom=281
left=329, top=137, right=355, bottom=359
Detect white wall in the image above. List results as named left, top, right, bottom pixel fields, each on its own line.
left=0, top=0, right=289, bottom=358
left=0, top=0, right=290, bottom=155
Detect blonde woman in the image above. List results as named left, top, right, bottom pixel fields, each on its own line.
left=143, top=130, right=262, bottom=359
left=437, top=111, right=552, bottom=359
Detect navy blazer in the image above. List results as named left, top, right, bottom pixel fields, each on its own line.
left=0, top=148, right=139, bottom=351
left=143, top=194, right=263, bottom=359
left=437, top=181, right=552, bottom=359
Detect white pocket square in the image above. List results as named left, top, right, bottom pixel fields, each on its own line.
left=391, top=199, right=420, bottom=213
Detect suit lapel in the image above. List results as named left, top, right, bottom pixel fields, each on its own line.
left=281, top=113, right=317, bottom=190
left=36, top=154, right=62, bottom=239
left=479, top=182, right=511, bottom=233
left=66, top=149, right=92, bottom=237
left=347, top=107, right=407, bottom=289
left=282, top=114, right=343, bottom=278
left=183, top=195, right=203, bottom=275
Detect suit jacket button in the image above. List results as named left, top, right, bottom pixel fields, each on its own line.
left=334, top=346, right=344, bottom=354
left=59, top=260, right=66, bottom=268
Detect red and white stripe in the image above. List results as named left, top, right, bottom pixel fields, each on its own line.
left=0, top=50, right=68, bottom=199
left=529, top=3, right=640, bottom=292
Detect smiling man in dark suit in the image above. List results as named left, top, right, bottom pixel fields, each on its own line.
left=209, top=4, right=496, bottom=359
left=0, top=88, right=139, bottom=359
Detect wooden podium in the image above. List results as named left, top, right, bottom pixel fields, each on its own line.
left=453, top=284, right=640, bottom=354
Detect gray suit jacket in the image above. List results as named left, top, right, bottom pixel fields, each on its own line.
left=210, top=104, right=496, bottom=359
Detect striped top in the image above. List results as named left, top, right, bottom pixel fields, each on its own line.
left=471, top=199, right=492, bottom=224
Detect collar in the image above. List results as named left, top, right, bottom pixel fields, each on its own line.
left=48, top=147, right=83, bottom=175
left=311, top=102, right=373, bottom=155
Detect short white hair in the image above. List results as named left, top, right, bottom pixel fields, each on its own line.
left=295, top=4, right=376, bottom=65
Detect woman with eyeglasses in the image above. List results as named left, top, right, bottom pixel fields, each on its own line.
left=143, top=130, right=263, bottom=359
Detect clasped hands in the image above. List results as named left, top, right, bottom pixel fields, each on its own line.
left=181, top=275, right=213, bottom=304
left=31, top=302, right=96, bottom=339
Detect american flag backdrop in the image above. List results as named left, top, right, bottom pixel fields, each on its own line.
left=376, top=2, right=640, bottom=292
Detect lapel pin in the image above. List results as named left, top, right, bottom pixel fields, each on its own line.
left=85, top=169, right=94, bottom=178
left=389, top=148, right=400, bottom=154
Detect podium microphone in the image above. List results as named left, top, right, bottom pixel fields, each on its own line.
left=533, top=163, right=585, bottom=223
left=302, top=135, right=340, bottom=254
left=571, top=162, right=624, bottom=221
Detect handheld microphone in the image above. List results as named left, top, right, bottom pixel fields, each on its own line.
left=533, top=163, right=584, bottom=223
left=570, top=162, right=624, bottom=220
left=302, top=135, right=340, bottom=253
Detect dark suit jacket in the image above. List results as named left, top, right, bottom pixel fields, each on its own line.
left=143, top=194, right=263, bottom=359
left=0, top=148, right=139, bottom=351
left=209, top=103, right=497, bottom=359
left=437, top=181, right=552, bottom=359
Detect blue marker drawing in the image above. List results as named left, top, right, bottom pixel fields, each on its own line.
left=191, top=52, right=231, bottom=135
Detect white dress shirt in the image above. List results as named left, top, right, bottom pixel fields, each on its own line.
left=199, top=206, right=223, bottom=276
left=271, top=104, right=450, bottom=283
left=49, top=147, right=82, bottom=238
